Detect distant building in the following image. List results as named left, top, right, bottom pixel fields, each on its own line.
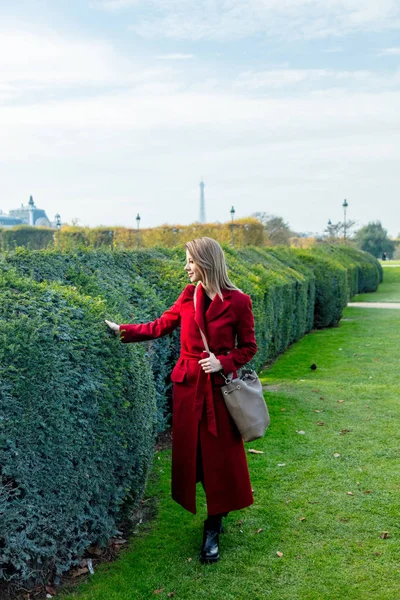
left=0, top=196, right=52, bottom=228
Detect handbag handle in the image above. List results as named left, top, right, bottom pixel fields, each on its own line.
left=193, top=285, right=232, bottom=383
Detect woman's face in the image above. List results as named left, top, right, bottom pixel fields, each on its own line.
left=185, top=250, right=202, bottom=283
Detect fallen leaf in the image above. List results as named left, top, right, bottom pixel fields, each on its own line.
left=296, top=430, right=306, bottom=435
left=70, top=567, right=89, bottom=578
left=45, top=587, right=56, bottom=595
left=153, top=590, right=165, bottom=595
left=88, top=544, right=102, bottom=555
left=364, top=489, right=373, bottom=494
left=296, top=555, right=301, bottom=560
left=316, top=421, right=324, bottom=426
left=339, top=517, right=349, bottom=523
left=337, top=400, right=345, bottom=403
left=278, top=463, right=286, bottom=467
left=333, top=453, right=340, bottom=458
left=256, top=528, right=263, bottom=534
left=187, top=558, right=192, bottom=562
left=276, top=551, right=284, bottom=558
left=281, top=408, right=286, bottom=412
left=380, top=532, right=390, bottom=539
left=374, top=552, right=382, bottom=556
left=319, top=396, right=325, bottom=400
left=347, top=491, right=354, bottom=496
left=340, top=429, right=351, bottom=434
left=356, top=481, right=360, bottom=485
left=248, top=449, right=264, bottom=454
left=314, top=409, right=324, bottom=413
left=312, top=389, right=321, bottom=393
left=299, top=517, right=306, bottom=522
left=168, top=593, right=175, bottom=598
left=237, top=519, right=243, bottom=526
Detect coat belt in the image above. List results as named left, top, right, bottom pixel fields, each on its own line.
left=179, top=351, right=218, bottom=437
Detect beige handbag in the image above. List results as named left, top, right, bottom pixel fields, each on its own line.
left=194, top=286, right=270, bottom=442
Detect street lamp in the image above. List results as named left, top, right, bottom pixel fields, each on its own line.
left=230, top=206, right=235, bottom=246
left=55, top=214, right=61, bottom=252
left=342, top=199, right=348, bottom=243
left=136, top=213, right=141, bottom=247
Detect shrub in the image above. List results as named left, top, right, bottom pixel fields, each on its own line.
left=314, top=244, right=383, bottom=294
left=0, top=269, right=157, bottom=584
left=0, top=226, right=54, bottom=251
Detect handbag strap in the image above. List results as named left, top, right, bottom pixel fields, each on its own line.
left=193, top=285, right=211, bottom=354
left=193, top=284, right=232, bottom=383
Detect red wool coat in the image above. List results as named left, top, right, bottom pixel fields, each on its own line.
left=120, top=282, right=258, bottom=515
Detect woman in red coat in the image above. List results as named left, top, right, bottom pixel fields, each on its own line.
left=105, top=237, right=257, bottom=562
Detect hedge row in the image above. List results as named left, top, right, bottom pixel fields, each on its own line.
left=0, top=219, right=265, bottom=251
left=0, top=226, right=55, bottom=251
left=0, top=244, right=380, bottom=587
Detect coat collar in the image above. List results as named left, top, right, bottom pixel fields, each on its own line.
left=194, top=283, right=232, bottom=335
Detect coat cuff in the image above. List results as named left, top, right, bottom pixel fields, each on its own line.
left=119, top=324, right=134, bottom=343
left=216, top=354, right=235, bottom=375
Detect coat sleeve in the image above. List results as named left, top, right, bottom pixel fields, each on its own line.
left=120, top=287, right=187, bottom=343
left=215, top=294, right=258, bottom=374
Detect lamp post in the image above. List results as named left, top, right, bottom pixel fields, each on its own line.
left=230, top=206, right=235, bottom=247
left=136, top=213, right=141, bottom=247
left=55, top=214, right=61, bottom=252
left=342, top=199, right=348, bottom=243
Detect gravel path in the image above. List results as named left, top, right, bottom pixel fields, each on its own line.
left=347, top=302, right=400, bottom=309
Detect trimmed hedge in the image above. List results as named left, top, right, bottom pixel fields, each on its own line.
left=0, top=269, right=157, bottom=584
left=0, top=244, right=381, bottom=587
left=0, top=226, right=55, bottom=251
left=313, top=244, right=383, bottom=296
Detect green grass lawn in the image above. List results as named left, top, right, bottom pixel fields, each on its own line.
left=61, top=270, right=400, bottom=600
left=354, top=265, right=400, bottom=303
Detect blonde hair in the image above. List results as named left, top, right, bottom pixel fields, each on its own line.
left=185, top=237, right=240, bottom=300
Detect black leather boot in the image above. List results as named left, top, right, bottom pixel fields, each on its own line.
left=200, top=516, right=222, bottom=563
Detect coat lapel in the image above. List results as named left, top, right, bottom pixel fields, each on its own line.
left=194, top=283, right=232, bottom=332
left=206, top=288, right=231, bottom=323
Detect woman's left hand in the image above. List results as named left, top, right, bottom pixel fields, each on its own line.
left=198, top=352, right=223, bottom=374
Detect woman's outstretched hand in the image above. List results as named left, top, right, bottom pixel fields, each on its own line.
left=198, top=352, right=223, bottom=374
left=105, top=320, right=120, bottom=336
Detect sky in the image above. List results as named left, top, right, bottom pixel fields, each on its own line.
left=1, top=0, right=400, bottom=236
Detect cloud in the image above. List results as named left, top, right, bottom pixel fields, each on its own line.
left=378, top=47, right=400, bottom=55
left=95, top=0, right=400, bottom=41
left=156, top=53, right=194, bottom=60
left=234, top=68, right=400, bottom=92
left=323, top=46, right=344, bottom=53
left=90, top=0, right=140, bottom=9
left=0, top=27, right=177, bottom=102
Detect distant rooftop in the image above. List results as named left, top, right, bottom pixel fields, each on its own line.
left=0, top=196, right=52, bottom=228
